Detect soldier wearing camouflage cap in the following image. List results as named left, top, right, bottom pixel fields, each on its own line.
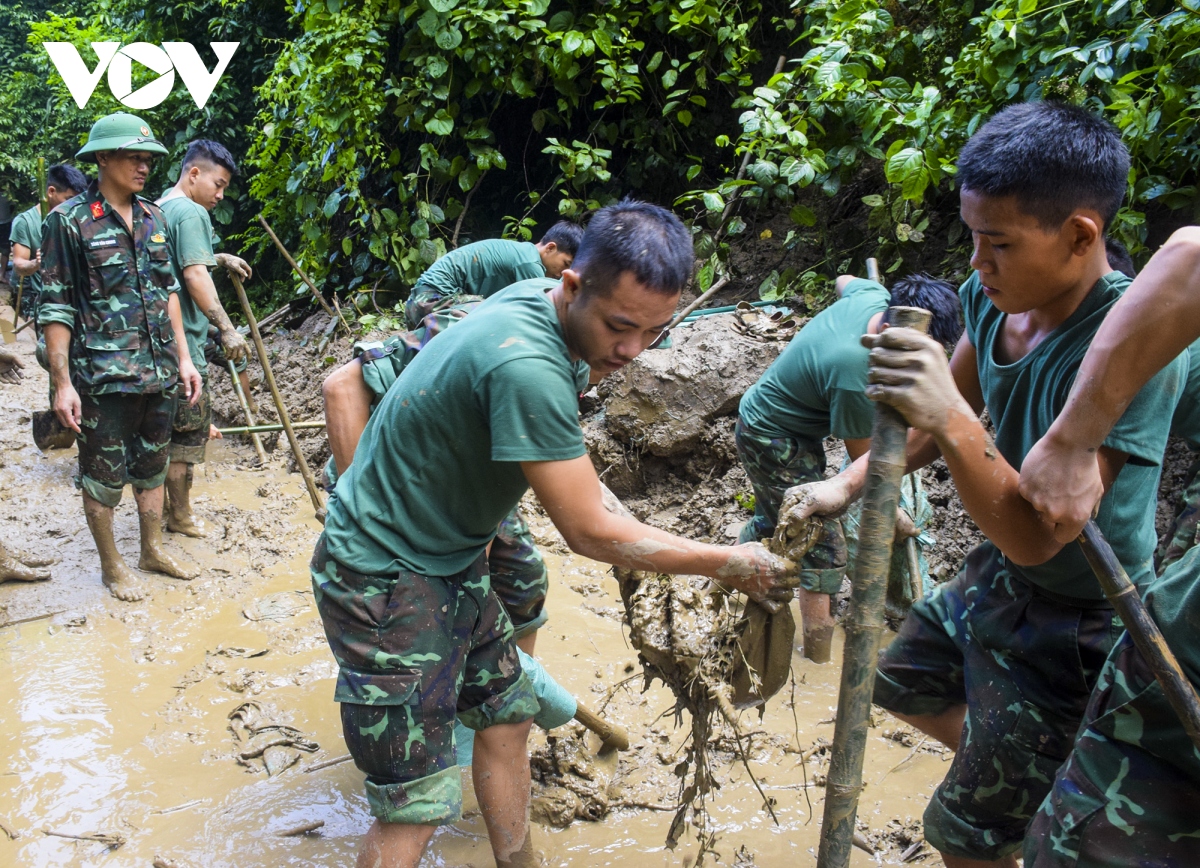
left=39, top=112, right=203, bottom=602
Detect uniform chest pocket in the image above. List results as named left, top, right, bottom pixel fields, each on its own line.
left=87, top=250, right=130, bottom=298
left=145, top=243, right=175, bottom=289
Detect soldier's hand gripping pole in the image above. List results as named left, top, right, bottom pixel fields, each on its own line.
left=816, top=304, right=932, bottom=868
left=1077, top=521, right=1200, bottom=754
left=230, top=272, right=326, bottom=515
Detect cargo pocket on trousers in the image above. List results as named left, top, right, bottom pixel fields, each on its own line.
left=334, top=668, right=428, bottom=780
left=970, top=701, right=1071, bottom=823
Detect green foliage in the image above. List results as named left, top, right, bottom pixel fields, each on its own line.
left=689, top=0, right=1200, bottom=274
left=246, top=0, right=771, bottom=303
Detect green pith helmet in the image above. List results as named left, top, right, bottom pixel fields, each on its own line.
left=76, top=112, right=168, bottom=160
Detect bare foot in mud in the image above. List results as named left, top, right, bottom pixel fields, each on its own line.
left=102, top=561, right=146, bottom=602
left=166, top=512, right=208, bottom=538
left=11, top=549, right=57, bottom=568
left=139, top=546, right=198, bottom=580
left=0, top=555, right=50, bottom=583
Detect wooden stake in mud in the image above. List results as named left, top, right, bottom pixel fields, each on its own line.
left=256, top=214, right=352, bottom=336
left=230, top=272, right=325, bottom=514
left=817, top=304, right=932, bottom=868
left=226, top=360, right=268, bottom=465
left=573, top=702, right=631, bottom=751
left=1077, top=521, right=1200, bottom=753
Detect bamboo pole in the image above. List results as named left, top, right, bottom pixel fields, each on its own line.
left=1077, top=521, right=1200, bottom=753
left=668, top=276, right=730, bottom=329
left=230, top=273, right=325, bottom=514
left=219, top=421, right=325, bottom=436
left=226, top=360, right=268, bottom=464
left=11, top=276, right=24, bottom=330
left=817, top=305, right=932, bottom=868
left=255, top=214, right=352, bottom=336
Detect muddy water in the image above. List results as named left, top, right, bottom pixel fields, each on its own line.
left=0, top=326, right=946, bottom=867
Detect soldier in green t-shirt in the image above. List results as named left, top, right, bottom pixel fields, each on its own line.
left=404, top=223, right=582, bottom=328
left=777, top=103, right=1185, bottom=867
left=10, top=163, right=89, bottom=325
left=736, top=273, right=961, bottom=661
left=1016, top=230, right=1200, bottom=866
left=40, top=113, right=204, bottom=603
left=156, top=140, right=252, bottom=537
left=314, top=201, right=795, bottom=868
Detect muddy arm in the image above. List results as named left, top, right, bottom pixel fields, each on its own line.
left=522, top=455, right=790, bottom=597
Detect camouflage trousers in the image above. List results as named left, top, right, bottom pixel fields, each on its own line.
left=169, top=375, right=211, bottom=464
left=874, top=543, right=1121, bottom=861
left=734, top=416, right=847, bottom=593
left=77, top=390, right=177, bottom=507
left=1158, top=453, right=1200, bottom=571
left=404, top=281, right=484, bottom=331
left=18, top=286, right=39, bottom=323
left=311, top=534, right=539, bottom=825
left=1026, top=631, right=1200, bottom=867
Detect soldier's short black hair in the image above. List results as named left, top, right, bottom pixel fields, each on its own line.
left=957, top=101, right=1129, bottom=230
left=886, top=273, right=963, bottom=349
left=574, top=199, right=692, bottom=297
left=1105, top=237, right=1137, bottom=278
left=182, top=139, right=238, bottom=176
left=46, top=163, right=88, bottom=195
left=539, top=221, right=584, bottom=256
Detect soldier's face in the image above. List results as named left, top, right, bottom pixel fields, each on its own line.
left=96, top=150, right=155, bottom=197
left=185, top=162, right=232, bottom=211
left=561, top=269, right=678, bottom=376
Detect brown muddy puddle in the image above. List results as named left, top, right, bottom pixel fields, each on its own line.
left=0, top=333, right=947, bottom=867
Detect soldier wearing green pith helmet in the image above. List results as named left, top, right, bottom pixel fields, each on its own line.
left=39, top=112, right=203, bottom=602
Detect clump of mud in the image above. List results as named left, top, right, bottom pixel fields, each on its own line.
left=530, top=725, right=616, bottom=826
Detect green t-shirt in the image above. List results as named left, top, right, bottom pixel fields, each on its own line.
left=1170, top=340, right=1200, bottom=451
left=324, top=278, right=590, bottom=576
left=962, top=270, right=1184, bottom=600
left=739, top=278, right=889, bottom=443
left=157, top=192, right=219, bottom=374
left=9, top=205, right=44, bottom=298
left=415, top=239, right=545, bottom=300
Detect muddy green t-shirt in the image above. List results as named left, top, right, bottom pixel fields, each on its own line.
left=157, top=192, right=218, bottom=375
left=415, top=239, right=545, bottom=300
left=738, top=278, right=889, bottom=443
left=324, top=278, right=590, bottom=576
left=962, top=270, right=1184, bottom=600
left=1170, top=340, right=1200, bottom=451
left=9, top=205, right=44, bottom=298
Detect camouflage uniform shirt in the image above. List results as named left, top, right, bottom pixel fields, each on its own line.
left=39, top=181, right=181, bottom=395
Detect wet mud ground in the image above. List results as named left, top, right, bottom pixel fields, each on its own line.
left=0, top=326, right=949, bottom=867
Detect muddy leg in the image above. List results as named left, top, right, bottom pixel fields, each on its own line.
left=165, top=461, right=206, bottom=537
left=0, top=540, right=50, bottom=583
left=83, top=494, right=144, bottom=602
left=355, top=820, right=436, bottom=868
left=799, top=589, right=834, bottom=663
left=516, top=631, right=537, bottom=655
left=134, top=486, right=198, bottom=580
left=474, top=718, right=538, bottom=867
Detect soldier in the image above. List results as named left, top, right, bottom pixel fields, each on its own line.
left=156, top=139, right=251, bottom=536
left=404, top=222, right=582, bottom=328
left=39, top=112, right=203, bottom=602
left=10, top=163, right=89, bottom=325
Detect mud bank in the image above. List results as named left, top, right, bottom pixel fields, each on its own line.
left=0, top=314, right=950, bottom=867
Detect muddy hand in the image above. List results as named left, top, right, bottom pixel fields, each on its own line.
left=0, top=348, right=25, bottom=385
left=219, top=327, right=249, bottom=365
left=863, top=327, right=968, bottom=434
left=1019, top=430, right=1103, bottom=544
left=775, top=479, right=851, bottom=552
left=717, top=542, right=797, bottom=613
left=53, top=381, right=83, bottom=433
left=216, top=253, right=253, bottom=281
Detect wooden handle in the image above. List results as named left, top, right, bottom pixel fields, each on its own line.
left=573, top=703, right=630, bottom=751
left=1077, top=521, right=1200, bottom=754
